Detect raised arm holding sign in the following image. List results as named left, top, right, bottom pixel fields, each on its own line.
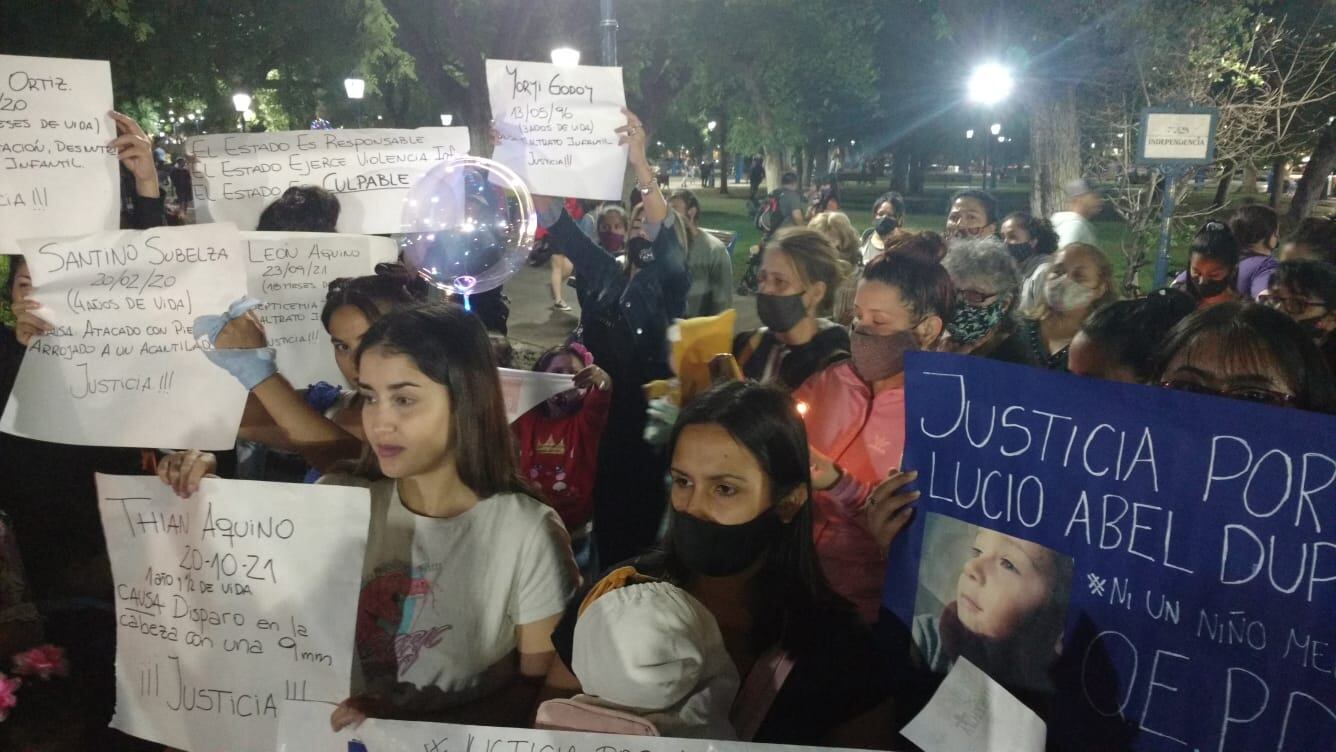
left=0, top=54, right=120, bottom=251
left=486, top=59, right=628, bottom=200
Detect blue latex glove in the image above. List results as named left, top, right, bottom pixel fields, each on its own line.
left=193, top=297, right=278, bottom=390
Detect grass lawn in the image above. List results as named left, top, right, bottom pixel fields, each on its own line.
left=692, top=179, right=1188, bottom=293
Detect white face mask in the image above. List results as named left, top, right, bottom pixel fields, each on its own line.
left=1044, top=276, right=1097, bottom=312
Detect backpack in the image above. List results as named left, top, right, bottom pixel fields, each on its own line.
left=754, top=189, right=788, bottom=235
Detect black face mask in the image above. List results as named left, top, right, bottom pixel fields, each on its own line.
left=628, top=236, right=654, bottom=269
left=669, top=508, right=781, bottom=577
left=1005, top=242, right=1034, bottom=264
left=755, top=291, right=808, bottom=333
left=1189, top=275, right=1232, bottom=300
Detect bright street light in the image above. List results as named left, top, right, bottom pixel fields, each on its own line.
left=965, top=129, right=974, bottom=139
left=967, top=62, right=1014, bottom=106
left=551, top=47, right=580, bottom=66
left=990, top=123, right=1002, bottom=136
left=440, top=114, right=453, bottom=126
left=997, top=135, right=1005, bottom=143
left=231, top=93, right=251, bottom=113
left=707, top=120, right=717, bottom=132
left=344, top=78, right=365, bottom=100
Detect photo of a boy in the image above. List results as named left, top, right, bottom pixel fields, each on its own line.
left=911, top=514, right=1074, bottom=694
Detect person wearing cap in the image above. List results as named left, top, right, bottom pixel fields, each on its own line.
left=1050, top=178, right=1103, bottom=250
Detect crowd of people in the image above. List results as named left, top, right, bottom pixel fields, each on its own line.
left=0, top=105, right=1334, bottom=750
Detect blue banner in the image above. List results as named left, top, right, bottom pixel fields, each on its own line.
left=885, top=352, right=1335, bottom=751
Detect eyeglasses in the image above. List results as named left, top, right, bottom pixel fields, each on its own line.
left=1258, top=291, right=1324, bottom=316
left=956, top=288, right=1000, bottom=307
left=1160, top=380, right=1296, bottom=407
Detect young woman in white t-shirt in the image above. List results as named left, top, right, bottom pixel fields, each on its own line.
left=160, top=302, right=578, bottom=728
left=323, top=302, right=578, bottom=729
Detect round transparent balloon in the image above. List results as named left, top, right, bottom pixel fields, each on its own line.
left=398, top=156, right=535, bottom=297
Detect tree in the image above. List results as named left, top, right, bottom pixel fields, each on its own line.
left=381, top=0, right=592, bottom=155
left=0, top=0, right=412, bottom=133
left=1084, top=4, right=1336, bottom=289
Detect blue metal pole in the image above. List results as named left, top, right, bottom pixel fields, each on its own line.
left=1152, top=168, right=1177, bottom=289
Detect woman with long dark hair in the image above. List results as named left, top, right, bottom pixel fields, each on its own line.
left=542, top=381, right=894, bottom=747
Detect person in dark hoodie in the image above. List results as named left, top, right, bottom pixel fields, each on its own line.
left=530, top=108, right=690, bottom=567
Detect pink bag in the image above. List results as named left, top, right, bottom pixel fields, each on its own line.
left=729, top=648, right=795, bottom=742
left=535, top=697, right=661, bottom=736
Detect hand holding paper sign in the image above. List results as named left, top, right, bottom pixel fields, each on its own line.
left=156, top=449, right=218, bottom=498
left=194, top=297, right=279, bottom=390
left=109, top=110, right=159, bottom=199
left=10, top=298, right=52, bottom=347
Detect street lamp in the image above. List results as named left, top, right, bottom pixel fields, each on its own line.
left=344, top=78, right=366, bottom=128
left=965, top=129, right=974, bottom=139
left=551, top=47, right=581, bottom=67
left=232, top=92, right=251, bottom=133
left=440, top=114, right=453, bottom=126
left=707, top=120, right=717, bottom=132
left=967, top=63, right=1014, bottom=106
left=990, top=123, right=1002, bottom=136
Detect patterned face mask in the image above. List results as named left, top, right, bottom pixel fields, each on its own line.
left=947, top=298, right=1006, bottom=344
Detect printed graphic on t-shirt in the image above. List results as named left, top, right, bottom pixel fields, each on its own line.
left=357, top=562, right=453, bottom=675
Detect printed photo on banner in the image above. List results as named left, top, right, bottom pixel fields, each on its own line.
left=187, top=128, right=471, bottom=234
left=910, top=514, right=1074, bottom=695
left=0, top=223, right=250, bottom=449
left=884, top=352, right=1335, bottom=752
left=486, top=58, right=628, bottom=200
left=0, top=54, right=120, bottom=252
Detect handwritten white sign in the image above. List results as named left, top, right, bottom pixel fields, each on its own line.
left=0, top=223, right=249, bottom=449
left=499, top=367, right=574, bottom=423
left=0, top=54, right=119, bottom=252
left=99, top=474, right=370, bottom=752
left=278, top=702, right=869, bottom=752
left=243, top=231, right=398, bottom=387
left=187, top=128, right=471, bottom=234
left=901, top=657, right=1046, bottom=752
left=487, top=59, right=628, bottom=200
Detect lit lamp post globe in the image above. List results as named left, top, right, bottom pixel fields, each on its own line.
left=232, top=92, right=251, bottom=133
left=550, top=47, right=580, bottom=67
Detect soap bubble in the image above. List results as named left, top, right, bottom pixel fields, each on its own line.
left=398, top=156, right=535, bottom=297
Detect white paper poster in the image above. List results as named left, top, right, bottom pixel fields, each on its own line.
left=498, top=367, right=574, bottom=423
left=187, top=128, right=471, bottom=234
left=0, top=54, right=119, bottom=252
left=487, top=59, right=628, bottom=200
left=99, top=474, right=370, bottom=752
left=242, top=231, right=399, bottom=387
left=901, top=657, right=1047, bottom=752
left=278, top=702, right=869, bottom=752
left=0, top=223, right=249, bottom=449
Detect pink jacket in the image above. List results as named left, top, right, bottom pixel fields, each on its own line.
left=793, top=361, right=906, bottom=623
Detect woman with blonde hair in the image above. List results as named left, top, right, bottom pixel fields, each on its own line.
left=808, top=211, right=861, bottom=325
left=1018, top=243, right=1120, bottom=371
left=732, top=227, right=850, bottom=391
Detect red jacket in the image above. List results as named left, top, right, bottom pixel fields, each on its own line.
left=512, top=386, right=612, bottom=531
